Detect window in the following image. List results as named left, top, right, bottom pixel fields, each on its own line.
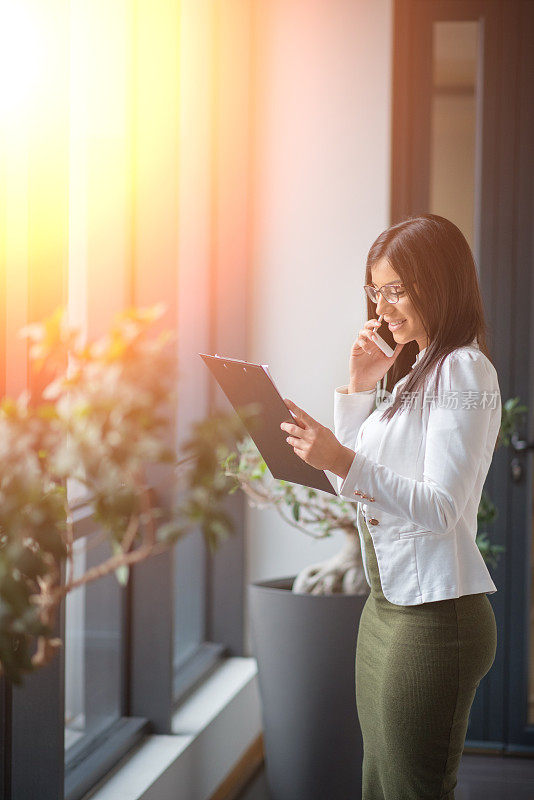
left=1, top=2, right=250, bottom=796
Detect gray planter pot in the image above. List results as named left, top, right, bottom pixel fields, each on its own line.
left=248, top=576, right=368, bottom=800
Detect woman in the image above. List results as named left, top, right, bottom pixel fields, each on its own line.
left=280, top=213, right=500, bottom=799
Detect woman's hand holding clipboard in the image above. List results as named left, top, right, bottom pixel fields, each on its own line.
left=199, top=353, right=343, bottom=496
left=279, top=399, right=353, bottom=479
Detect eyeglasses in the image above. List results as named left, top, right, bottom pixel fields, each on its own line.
left=363, top=283, right=405, bottom=304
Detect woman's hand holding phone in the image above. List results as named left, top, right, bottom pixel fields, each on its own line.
left=348, top=318, right=404, bottom=392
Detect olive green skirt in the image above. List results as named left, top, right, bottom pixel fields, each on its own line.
left=355, top=515, right=497, bottom=800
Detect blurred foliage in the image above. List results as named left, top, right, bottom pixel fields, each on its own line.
left=497, top=397, right=528, bottom=447
left=0, top=305, right=247, bottom=685
left=474, top=395, right=527, bottom=568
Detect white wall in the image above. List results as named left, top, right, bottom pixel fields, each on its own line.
left=245, top=0, right=393, bottom=653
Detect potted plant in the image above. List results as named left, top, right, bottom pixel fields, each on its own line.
left=218, top=396, right=524, bottom=800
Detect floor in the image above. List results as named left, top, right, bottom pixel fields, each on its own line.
left=236, top=753, right=534, bottom=800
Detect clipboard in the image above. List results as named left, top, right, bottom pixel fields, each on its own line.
left=199, top=353, right=338, bottom=496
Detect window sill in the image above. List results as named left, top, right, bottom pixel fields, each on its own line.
left=81, top=657, right=262, bottom=800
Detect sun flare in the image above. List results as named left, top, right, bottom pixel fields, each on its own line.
left=0, top=2, right=42, bottom=118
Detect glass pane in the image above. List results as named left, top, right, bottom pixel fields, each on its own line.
left=66, top=0, right=131, bottom=510
left=172, top=279, right=209, bottom=676
left=173, top=528, right=206, bottom=670
left=64, top=530, right=123, bottom=752
left=430, top=21, right=480, bottom=254
left=172, top=19, right=212, bottom=681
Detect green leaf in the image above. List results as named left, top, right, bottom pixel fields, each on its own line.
left=114, top=564, right=129, bottom=587
left=14, top=548, right=46, bottom=580
left=477, top=488, right=497, bottom=528
left=155, top=521, right=185, bottom=545
left=0, top=574, right=31, bottom=614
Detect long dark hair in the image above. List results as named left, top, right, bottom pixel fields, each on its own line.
left=366, top=213, right=493, bottom=423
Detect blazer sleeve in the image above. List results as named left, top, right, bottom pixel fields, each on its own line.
left=337, top=351, right=501, bottom=534
left=333, top=385, right=377, bottom=492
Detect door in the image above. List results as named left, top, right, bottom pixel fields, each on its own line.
left=392, top=0, right=534, bottom=752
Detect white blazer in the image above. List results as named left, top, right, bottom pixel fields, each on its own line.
left=333, top=340, right=501, bottom=605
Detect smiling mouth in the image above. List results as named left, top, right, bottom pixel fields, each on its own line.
left=388, top=319, right=406, bottom=330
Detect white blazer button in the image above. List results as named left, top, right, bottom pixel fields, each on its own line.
left=368, top=518, right=379, bottom=526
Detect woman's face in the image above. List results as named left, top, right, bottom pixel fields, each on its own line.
left=370, top=258, right=428, bottom=352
